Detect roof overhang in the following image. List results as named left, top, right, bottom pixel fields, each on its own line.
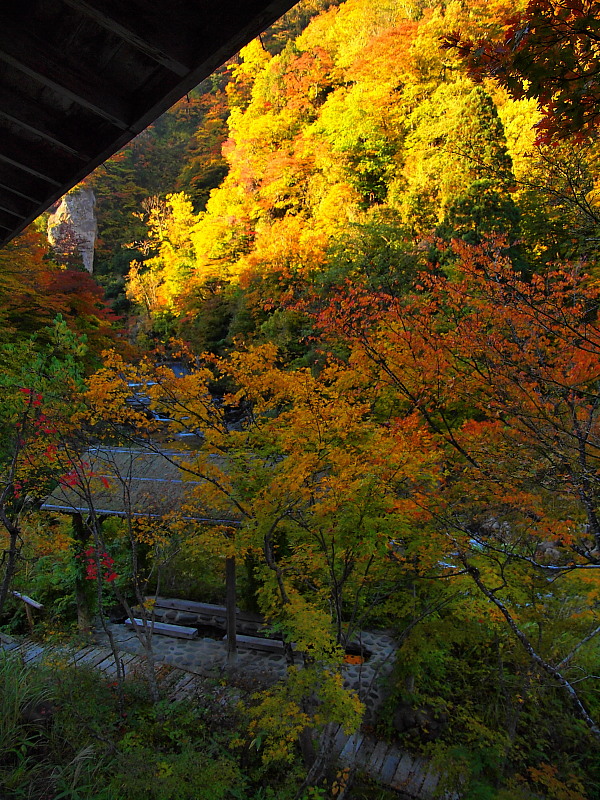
left=0, top=0, right=297, bottom=246
left=42, top=446, right=241, bottom=524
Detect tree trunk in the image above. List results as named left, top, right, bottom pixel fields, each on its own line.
left=71, top=513, right=94, bottom=634
left=296, top=723, right=339, bottom=797
left=226, top=555, right=237, bottom=664
left=0, top=525, right=20, bottom=617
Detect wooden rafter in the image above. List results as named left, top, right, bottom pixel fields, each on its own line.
left=0, top=49, right=131, bottom=130
left=1, top=126, right=80, bottom=181
left=0, top=154, right=62, bottom=187
left=0, top=181, right=44, bottom=206
left=0, top=112, right=88, bottom=162
left=60, top=0, right=190, bottom=77
left=0, top=85, right=99, bottom=159
left=0, top=203, right=27, bottom=220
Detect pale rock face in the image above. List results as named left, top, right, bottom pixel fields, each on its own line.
left=47, top=187, right=97, bottom=273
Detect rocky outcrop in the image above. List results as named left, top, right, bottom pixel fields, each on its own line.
left=47, top=187, right=97, bottom=273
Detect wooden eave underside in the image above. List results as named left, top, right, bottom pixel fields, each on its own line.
left=0, top=0, right=297, bottom=245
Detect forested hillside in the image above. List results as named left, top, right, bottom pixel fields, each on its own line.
left=99, top=0, right=598, bottom=356
left=1, top=1, right=600, bottom=799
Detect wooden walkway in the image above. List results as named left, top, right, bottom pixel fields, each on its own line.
left=0, top=635, right=206, bottom=703
left=1, top=634, right=460, bottom=798
left=333, top=728, right=459, bottom=798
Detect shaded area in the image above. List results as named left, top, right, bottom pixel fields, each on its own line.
left=0, top=0, right=297, bottom=245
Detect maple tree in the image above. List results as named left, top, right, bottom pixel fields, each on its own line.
left=83, top=342, right=450, bottom=770
left=313, top=237, right=600, bottom=740
left=60, top=492, right=180, bottom=700
left=443, top=0, right=600, bottom=143
left=0, top=320, right=86, bottom=616
left=0, top=227, right=124, bottom=366
left=0, top=228, right=68, bottom=342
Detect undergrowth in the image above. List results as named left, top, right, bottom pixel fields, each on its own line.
left=0, top=652, right=310, bottom=800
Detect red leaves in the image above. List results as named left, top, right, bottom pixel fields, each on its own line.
left=19, top=387, right=43, bottom=407
left=444, top=0, right=600, bottom=141
left=77, top=547, right=118, bottom=583
left=59, top=469, right=81, bottom=489
left=312, top=238, right=600, bottom=544
left=59, top=463, right=111, bottom=491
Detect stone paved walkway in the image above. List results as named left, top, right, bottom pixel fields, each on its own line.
left=94, top=623, right=397, bottom=717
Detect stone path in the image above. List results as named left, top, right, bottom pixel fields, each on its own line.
left=94, top=622, right=397, bottom=719
left=1, top=631, right=460, bottom=798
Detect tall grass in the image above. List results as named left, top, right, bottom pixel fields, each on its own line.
left=0, top=651, right=53, bottom=793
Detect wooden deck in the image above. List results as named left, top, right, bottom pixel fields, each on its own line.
left=333, top=728, right=459, bottom=798
left=0, top=634, right=206, bottom=703
left=1, top=633, right=461, bottom=797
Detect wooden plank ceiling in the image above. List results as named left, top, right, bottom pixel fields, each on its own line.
left=0, top=0, right=297, bottom=245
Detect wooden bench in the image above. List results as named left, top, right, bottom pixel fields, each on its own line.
left=223, top=633, right=292, bottom=653
left=144, top=597, right=265, bottom=633
left=152, top=598, right=228, bottom=615
left=124, top=618, right=198, bottom=640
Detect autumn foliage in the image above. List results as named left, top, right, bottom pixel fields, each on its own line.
left=3, top=0, right=600, bottom=796
left=443, top=0, right=600, bottom=142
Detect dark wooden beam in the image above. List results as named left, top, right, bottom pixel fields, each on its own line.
left=0, top=207, right=26, bottom=221
left=0, top=112, right=87, bottom=162
left=60, top=0, right=201, bottom=69
left=0, top=181, right=44, bottom=206
left=0, top=158, right=60, bottom=199
left=0, top=154, right=62, bottom=187
left=0, top=127, right=75, bottom=186
left=0, top=50, right=130, bottom=130
left=0, top=24, right=133, bottom=130
left=60, top=0, right=190, bottom=77
left=0, top=209, right=25, bottom=230
left=0, top=196, right=30, bottom=220
left=0, top=84, right=113, bottom=161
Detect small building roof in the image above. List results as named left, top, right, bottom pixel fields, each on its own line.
left=41, top=446, right=240, bottom=524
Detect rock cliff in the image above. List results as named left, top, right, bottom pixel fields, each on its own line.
left=47, top=187, right=97, bottom=273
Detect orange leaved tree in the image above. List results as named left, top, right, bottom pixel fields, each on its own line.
left=84, top=340, right=446, bottom=770
left=443, top=0, right=600, bottom=143
left=315, top=237, right=600, bottom=739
